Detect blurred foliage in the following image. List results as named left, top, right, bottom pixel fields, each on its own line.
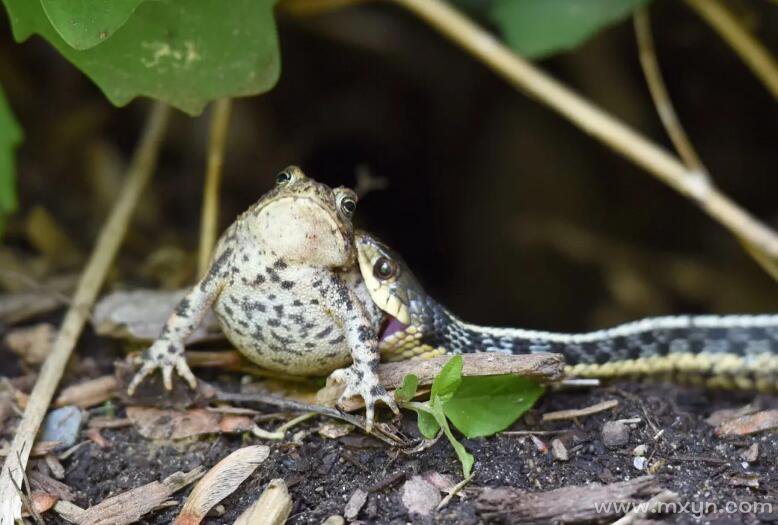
left=456, top=0, right=652, bottom=58
left=1, top=0, right=281, bottom=115
left=0, top=84, right=21, bottom=237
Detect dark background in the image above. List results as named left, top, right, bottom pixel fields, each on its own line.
left=3, top=0, right=778, bottom=332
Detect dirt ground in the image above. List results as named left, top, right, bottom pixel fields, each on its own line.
left=2, top=330, right=776, bottom=525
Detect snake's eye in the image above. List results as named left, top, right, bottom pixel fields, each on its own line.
left=276, top=170, right=293, bottom=186
left=373, top=256, right=397, bottom=280
left=340, top=197, right=357, bottom=217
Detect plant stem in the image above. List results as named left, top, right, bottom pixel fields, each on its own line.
left=392, top=0, right=778, bottom=277
left=684, top=0, right=778, bottom=99
left=633, top=8, right=707, bottom=177
left=198, top=98, right=232, bottom=276
left=0, top=102, right=170, bottom=523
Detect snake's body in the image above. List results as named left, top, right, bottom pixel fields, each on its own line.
left=355, top=232, right=778, bottom=391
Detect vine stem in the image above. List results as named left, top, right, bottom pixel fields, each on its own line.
left=0, top=102, right=171, bottom=523
left=684, top=0, right=778, bottom=100
left=391, top=0, right=778, bottom=272
left=633, top=8, right=707, bottom=177
left=634, top=7, right=778, bottom=282
left=198, top=98, right=232, bottom=276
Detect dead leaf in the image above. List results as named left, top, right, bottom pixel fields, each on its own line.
left=715, top=410, right=778, bottom=437
left=233, top=478, right=292, bottom=525
left=126, top=407, right=253, bottom=440
left=401, top=476, right=440, bottom=517
left=4, top=323, right=56, bottom=363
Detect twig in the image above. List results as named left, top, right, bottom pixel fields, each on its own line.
left=214, top=391, right=407, bottom=447
left=0, top=102, right=170, bottom=523
left=685, top=0, right=778, bottom=99
left=634, top=8, right=707, bottom=176
left=391, top=0, right=778, bottom=276
left=437, top=472, right=473, bottom=510
left=198, top=98, right=232, bottom=276
left=634, top=7, right=778, bottom=281
left=542, top=399, right=619, bottom=422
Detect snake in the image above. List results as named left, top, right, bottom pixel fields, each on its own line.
left=355, top=231, right=778, bottom=392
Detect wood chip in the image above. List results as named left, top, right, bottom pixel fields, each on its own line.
left=741, top=443, right=759, bottom=463
left=176, top=446, right=270, bottom=525
left=715, top=409, right=778, bottom=437
left=542, top=399, right=619, bottom=422
left=55, top=376, right=118, bottom=409
left=233, top=478, right=292, bottom=525
left=551, top=438, right=569, bottom=461
left=54, top=467, right=204, bottom=525
left=344, top=488, right=367, bottom=521
left=705, top=404, right=758, bottom=426
left=126, top=407, right=254, bottom=440
left=3, top=323, right=56, bottom=364
left=476, top=475, right=660, bottom=522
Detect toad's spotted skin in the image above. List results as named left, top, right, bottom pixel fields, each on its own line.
left=128, top=167, right=398, bottom=429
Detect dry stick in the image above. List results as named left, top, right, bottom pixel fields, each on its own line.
left=685, top=0, right=778, bottom=100
left=198, top=98, right=232, bottom=276
left=391, top=0, right=778, bottom=273
left=634, top=8, right=707, bottom=177
left=634, top=7, right=778, bottom=282
left=0, top=103, right=170, bottom=523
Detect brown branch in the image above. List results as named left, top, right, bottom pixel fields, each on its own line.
left=378, top=352, right=565, bottom=390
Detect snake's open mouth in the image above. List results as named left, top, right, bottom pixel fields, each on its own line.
left=380, top=316, right=407, bottom=341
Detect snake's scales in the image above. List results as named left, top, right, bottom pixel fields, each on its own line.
left=355, top=232, right=778, bottom=392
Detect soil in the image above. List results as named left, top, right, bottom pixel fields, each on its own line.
left=4, top=336, right=776, bottom=525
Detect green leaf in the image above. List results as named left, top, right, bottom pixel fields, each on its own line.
left=2, top=0, right=281, bottom=115
left=0, top=85, right=22, bottom=237
left=431, top=396, right=474, bottom=477
left=416, top=408, right=440, bottom=439
left=443, top=375, right=544, bottom=438
left=431, top=355, right=463, bottom=402
left=39, top=0, right=146, bottom=50
left=395, top=374, right=419, bottom=403
left=486, top=0, right=652, bottom=59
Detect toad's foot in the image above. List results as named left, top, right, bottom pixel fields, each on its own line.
left=127, top=339, right=197, bottom=395
left=328, top=366, right=399, bottom=432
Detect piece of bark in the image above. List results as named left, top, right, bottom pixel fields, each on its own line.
left=29, top=471, right=76, bottom=501
left=379, top=353, right=564, bottom=390
left=54, top=467, right=204, bottom=525
left=715, top=409, right=778, bottom=437
left=233, top=478, right=292, bottom=525
left=476, top=475, right=660, bottom=523
left=54, top=376, right=118, bottom=409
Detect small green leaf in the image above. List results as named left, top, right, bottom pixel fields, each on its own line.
left=443, top=375, right=544, bottom=438
left=431, top=397, right=474, bottom=477
left=481, top=0, right=652, bottom=59
left=39, top=0, right=146, bottom=49
left=395, top=374, right=419, bottom=403
left=2, top=0, right=281, bottom=115
left=0, top=85, right=22, bottom=238
left=416, top=409, right=441, bottom=439
left=431, top=355, right=463, bottom=402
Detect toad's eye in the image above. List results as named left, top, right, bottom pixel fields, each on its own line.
left=373, top=256, right=397, bottom=280
left=276, top=170, right=293, bottom=186
left=340, top=197, right=357, bottom=217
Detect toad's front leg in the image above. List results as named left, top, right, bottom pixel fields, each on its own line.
left=321, top=279, right=399, bottom=431
left=127, top=247, right=231, bottom=395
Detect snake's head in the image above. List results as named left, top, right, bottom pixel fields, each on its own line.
left=355, top=231, right=424, bottom=327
